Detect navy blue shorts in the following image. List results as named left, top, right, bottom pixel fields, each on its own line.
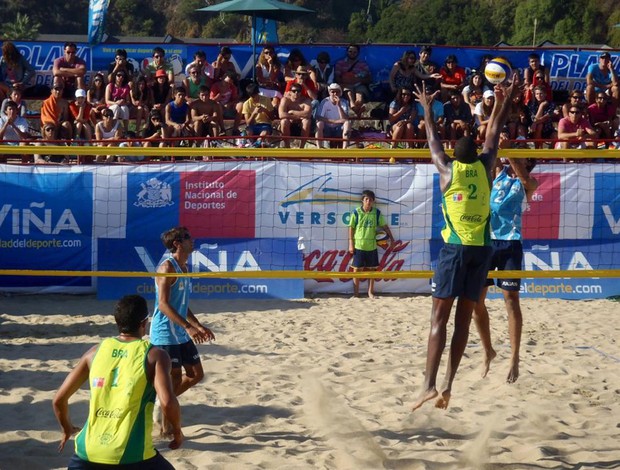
left=351, top=249, right=379, bottom=269
left=432, top=244, right=493, bottom=301
left=247, top=123, right=273, bottom=135
left=155, top=341, right=200, bottom=369
left=68, top=451, right=174, bottom=469
left=485, top=239, right=523, bottom=291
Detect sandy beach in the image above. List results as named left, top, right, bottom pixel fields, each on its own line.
left=0, top=294, right=619, bottom=470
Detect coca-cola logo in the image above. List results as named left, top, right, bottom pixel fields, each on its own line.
left=459, top=214, right=483, bottom=223
left=96, top=407, right=123, bottom=419
left=303, top=241, right=410, bottom=283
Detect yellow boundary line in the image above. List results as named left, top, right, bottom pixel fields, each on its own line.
left=1, top=269, right=619, bottom=279
left=0, top=145, right=618, bottom=159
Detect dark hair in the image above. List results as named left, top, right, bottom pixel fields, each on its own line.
left=194, top=50, right=206, bottom=59
left=4, top=100, right=18, bottom=110
left=528, top=53, right=540, bottom=61
left=453, top=136, right=478, bottom=163
left=347, top=44, right=360, bottom=53
left=362, top=189, right=376, bottom=200
left=1, top=41, right=21, bottom=67
left=173, top=86, right=186, bottom=95
left=198, top=85, right=209, bottom=94
left=115, top=49, right=127, bottom=58
left=445, top=54, right=457, bottom=64
left=246, top=83, right=259, bottom=96
left=114, top=295, right=149, bottom=335
left=153, top=47, right=165, bottom=57
left=420, top=45, right=432, bottom=54
left=161, top=226, right=190, bottom=253
left=317, top=51, right=330, bottom=63
left=64, top=42, right=77, bottom=50
left=150, top=110, right=163, bottom=120
left=220, top=46, right=232, bottom=55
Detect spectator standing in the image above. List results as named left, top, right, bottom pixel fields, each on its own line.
left=388, top=87, right=417, bottom=149
left=348, top=189, right=394, bottom=299
left=69, top=88, right=94, bottom=141
left=279, top=83, right=312, bottom=148
left=52, top=42, right=86, bottom=99
left=107, top=48, right=136, bottom=85
left=586, top=52, right=619, bottom=105
left=105, top=69, right=131, bottom=130
left=334, top=44, right=372, bottom=117
left=315, top=83, right=351, bottom=149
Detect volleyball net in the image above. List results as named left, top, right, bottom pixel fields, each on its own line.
left=1, top=144, right=619, bottom=299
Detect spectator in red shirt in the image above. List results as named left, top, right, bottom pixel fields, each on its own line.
left=69, top=88, right=94, bottom=141
left=439, top=54, right=466, bottom=103
left=587, top=92, right=618, bottom=144
left=284, top=66, right=318, bottom=101
left=556, top=105, right=597, bottom=149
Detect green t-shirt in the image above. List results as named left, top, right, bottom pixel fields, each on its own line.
left=349, top=207, right=385, bottom=251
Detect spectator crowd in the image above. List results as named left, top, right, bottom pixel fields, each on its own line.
left=0, top=41, right=618, bottom=163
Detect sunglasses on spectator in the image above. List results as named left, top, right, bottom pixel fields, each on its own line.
left=402, top=92, right=412, bottom=96
left=116, top=73, right=125, bottom=77
left=44, top=126, right=55, bottom=132
left=569, top=109, right=581, bottom=114
left=66, top=50, right=76, bottom=55
left=571, top=95, right=581, bottom=98
left=94, top=78, right=102, bottom=82
left=153, top=54, right=163, bottom=58
left=290, top=89, right=301, bottom=93
left=103, top=113, right=113, bottom=118
left=52, top=86, right=63, bottom=91
left=190, top=71, right=198, bottom=75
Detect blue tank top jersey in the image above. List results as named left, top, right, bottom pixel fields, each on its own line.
left=150, top=257, right=191, bottom=346
left=168, top=100, right=189, bottom=124
left=490, top=166, right=526, bottom=241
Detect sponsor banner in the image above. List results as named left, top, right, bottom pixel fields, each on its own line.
left=88, top=0, right=110, bottom=45
left=522, top=171, right=561, bottom=240
left=0, top=171, right=93, bottom=288
left=98, top=237, right=303, bottom=300
left=487, top=239, right=620, bottom=300
left=11, top=41, right=618, bottom=91
left=592, top=169, right=620, bottom=240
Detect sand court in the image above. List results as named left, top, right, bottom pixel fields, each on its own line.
left=1, top=294, right=619, bottom=469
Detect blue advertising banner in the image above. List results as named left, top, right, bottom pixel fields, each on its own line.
left=10, top=40, right=618, bottom=92
left=97, top=237, right=303, bottom=300
left=592, top=173, right=620, bottom=240
left=0, top=172, right=93, bottom=287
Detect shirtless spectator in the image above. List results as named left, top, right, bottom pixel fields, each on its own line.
left=335, top=44, right=371, bottom=116
left=586, top=52, right=619, bottom=105
left=191, top=85, right=220, bottom=142
left=315, top=83, right=351, bottom=149
left=41, top=80, right=72, bottom=140
left=107, top=49, right=136, bottom=86
left=242, top=83, right=275, bottom=147
left=52, top=42, right=86, bottom=99
left=69, top=89, right=94, bottom=141
left=588, top=92, right=618, bottom=145
left=279, top=83, right=312, bottom=148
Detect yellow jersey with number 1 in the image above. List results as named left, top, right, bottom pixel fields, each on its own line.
left=441, top=160, right=491, bottom=246
left=75, top=338, right=156, bottom=464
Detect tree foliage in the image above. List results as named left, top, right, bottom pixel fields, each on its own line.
left=0, top=0, right=617, bottom=47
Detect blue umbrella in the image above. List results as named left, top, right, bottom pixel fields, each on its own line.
left=197, top=0, right=314, bottom=80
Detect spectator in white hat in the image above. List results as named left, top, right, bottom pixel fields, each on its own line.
left=315, top=83, right=351, bottom=148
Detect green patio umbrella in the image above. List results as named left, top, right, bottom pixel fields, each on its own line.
left=196, top=0, right=314, bottom=80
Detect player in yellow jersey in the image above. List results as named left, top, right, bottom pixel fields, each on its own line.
left=53, top=295, right=182, bottom=469
left=411, top=73, right=519, bottom=412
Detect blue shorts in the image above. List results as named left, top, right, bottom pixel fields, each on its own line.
left=351, top=249, right=379, bottom=269
left=247, top=123, right=273, bottom=135
left=432, top=244, right=493, bottom=301
left=68, top=451, right=174, bottom=469
left=155, top=341, right=200, bottom=369
left=485, top=240, right=523, bottom=291
left=323, top=125, right=344, bottom=138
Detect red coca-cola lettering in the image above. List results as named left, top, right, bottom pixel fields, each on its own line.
left=303, top=241, right=410, bottom=283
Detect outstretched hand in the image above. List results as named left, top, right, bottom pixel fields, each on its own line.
left=494, top=71, right=520, bottom=103
left=413, top=83, right=440, bottom=111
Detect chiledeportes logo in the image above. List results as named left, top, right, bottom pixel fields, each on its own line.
left=134, top=177, right=173, bottom=208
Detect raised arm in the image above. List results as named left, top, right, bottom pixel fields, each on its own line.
left=508, top=158, right=539, bottom=202
left=482, top=72, right=520, bottom=164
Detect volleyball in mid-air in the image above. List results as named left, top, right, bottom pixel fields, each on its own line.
left=484, top=58, right=512, bottom=84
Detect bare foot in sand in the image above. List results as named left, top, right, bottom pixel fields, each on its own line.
left=506, top=361, right=519, bottom=384
left=368, top=292, right=376, bottom=299
left=481, top=348, right=497, bottom=378
left=435, top=390, right=451, bottom=409
left=411, top=388, right=438, bottom=412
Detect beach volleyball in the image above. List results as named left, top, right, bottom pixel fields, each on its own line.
left=376, top=230, right=390, bottom=249
left=484, top=58, right=512, bottom=84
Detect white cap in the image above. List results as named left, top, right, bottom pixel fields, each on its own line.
left=75, top=88, right=86, bottom=98
left=328, top=83, right=342, bottom=91
left=483, top=90, right=494, bottom=99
